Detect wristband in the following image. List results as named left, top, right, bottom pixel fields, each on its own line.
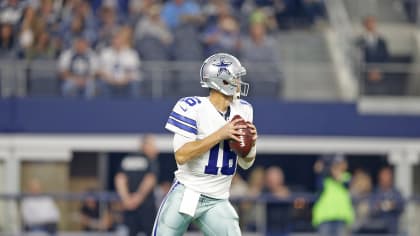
left=246, top=145, right=256, bottom=158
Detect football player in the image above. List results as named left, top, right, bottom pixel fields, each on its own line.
left=152, top=53, right=258, bottom=235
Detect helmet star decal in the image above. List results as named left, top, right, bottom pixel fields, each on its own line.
left=213, top=58, right=232, bottom=77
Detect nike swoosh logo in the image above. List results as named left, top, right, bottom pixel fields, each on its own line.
left=179, top=105, right=188, bottom=112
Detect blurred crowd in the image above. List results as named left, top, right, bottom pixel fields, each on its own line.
left=19, top=150, right=406, bottom=236
left=2, top=0, right=420, bottom=98
left=0, top=0, right=326, bottom=98
left=228, top=156, right=405, bottom=235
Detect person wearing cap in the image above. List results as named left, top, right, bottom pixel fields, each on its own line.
left=312, top=154, right=355, bottom=236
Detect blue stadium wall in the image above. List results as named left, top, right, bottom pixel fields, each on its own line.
left=1, top=97, right=420, bottom=137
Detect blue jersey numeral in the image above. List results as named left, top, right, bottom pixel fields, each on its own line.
left=183, top=97, right=201, bottom=107
left=204, top=140, right=237, bottom=176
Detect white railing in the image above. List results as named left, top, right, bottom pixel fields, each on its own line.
left=0, top=60, right=338, bottom=99
left=324, top=0, right=359, bottom=100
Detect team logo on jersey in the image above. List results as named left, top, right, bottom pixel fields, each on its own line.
left=213, top=58, right=232, bottom=77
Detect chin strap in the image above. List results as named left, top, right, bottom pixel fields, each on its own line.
left=234, top=93, right=240, bottom=100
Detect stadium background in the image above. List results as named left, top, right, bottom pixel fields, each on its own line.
left=1, top=0, right=420, bottom=235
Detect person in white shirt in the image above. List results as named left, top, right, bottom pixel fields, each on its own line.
left=98, top=31, right=141, bottom=98
left=21, top=178, right=60, bottom=235
left=58, top=37, right=97, bottom=98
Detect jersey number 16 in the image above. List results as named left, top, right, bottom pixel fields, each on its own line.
left=204, top=140, right=236, bottom=176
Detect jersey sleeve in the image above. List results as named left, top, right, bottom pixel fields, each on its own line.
left=248, top=103, right=254, bottom=123
left=165, top=98, right=198, bottom=139
left=173, top=133, right=195, bottom=152
left=239, top=99, right=253, bottom=122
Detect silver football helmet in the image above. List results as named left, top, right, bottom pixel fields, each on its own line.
left=200, top=53, right=249, bottom=97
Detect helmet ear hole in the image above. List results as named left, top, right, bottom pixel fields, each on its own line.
left=223, top=80, right=229, bottom=85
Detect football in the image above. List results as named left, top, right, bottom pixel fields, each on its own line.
left=229, top=115, right=254, bottom=157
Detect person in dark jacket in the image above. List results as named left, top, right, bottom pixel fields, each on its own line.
left=356, top=16, right=391, bottom=95
left=115, top=135, right=159, bottom=236
left=369, top=166, right=404, bottom=234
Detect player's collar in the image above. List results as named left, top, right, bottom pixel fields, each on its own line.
left=218, top=106, right=231, bottom=121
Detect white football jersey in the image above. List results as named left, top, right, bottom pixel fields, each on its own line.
left=165, top=96, right=253, bottom=199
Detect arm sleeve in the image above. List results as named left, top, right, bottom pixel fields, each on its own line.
left=393, top=190, right=405, bottom=214
left=248, top=103, right=254, bottom=122
left=89, top=52, right=98, bottom=76
left=173, top=133, right=195, bottom=152
left=165, top=98, right=198, bottom=140
left=58, top=51, right=70, bottom=73
left=239, top=99, right=253, bottom=122
left=237, top=152, right=256, bottom=170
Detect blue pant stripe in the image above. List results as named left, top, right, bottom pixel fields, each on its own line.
left=152, top=180, right=180, bottom=236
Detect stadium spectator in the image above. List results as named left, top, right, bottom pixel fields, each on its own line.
left=241, top=22, right=278, bottom=63
left=38, top=0, right=60, bottom=27
left=61, top=0, right=96, bottom=34
left=76, top=1, right=97, bottom=32
left=80, top=190, right=114, bottom=232
left=114, top=135, right=159, bottom=236
left=0, top=0, right=25, bottom=26
left=242, top=166, right=265, bottom=231
left=61, top=14, right=95, bottom=50
left=202, top=4, right=241, bottom=57
left=127, top=0, right=154, bottom=25
left=350, top=168, right=374, bottom=233
left=231, top=173, right=249, bottom=198
left=18, top=7, right=36, bottom=52
left=356, top=16, right=391, bottom=95
left=21, top=21, right=59, bottom=60
left=97, top=30, right=141, bottom=98
left=273, top=0, right=299, bottom=29
left=134, top=4, right=173, bottom=48
left=312, top=154, right=354, bottom=236
left=263, top=166, right=291, bottom=236
left=96, top=6, right=120, bottom=49
left=0, top=23, right=16, bottom=58
left=58, top=37, right=97, bottom=98
left=264, top=166, right=290, bottom=198
left=95, top=0, right=125, bottom=12
left=230, top=173, right=249, bottom=229
left=249, top=7, right=278, bottom=33
left=350, top=168, right=373, bottom=198
left=240, top=22, right=282, bottom=96
left=21, top=178, right=60, bottom=235
left=357, top=16, right=389, bottom=63
left=201, top=0, right=229, bottom=28
left=248, top=166, right=265, bottom=197
left=160, top=0, right=203, bottom=30
left=301, top=0, right=326, bottom=26
left=369, top=166, right=404, bottom=234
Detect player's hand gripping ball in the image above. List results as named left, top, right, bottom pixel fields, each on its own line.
left=229, top=115, right=253, bottom=157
